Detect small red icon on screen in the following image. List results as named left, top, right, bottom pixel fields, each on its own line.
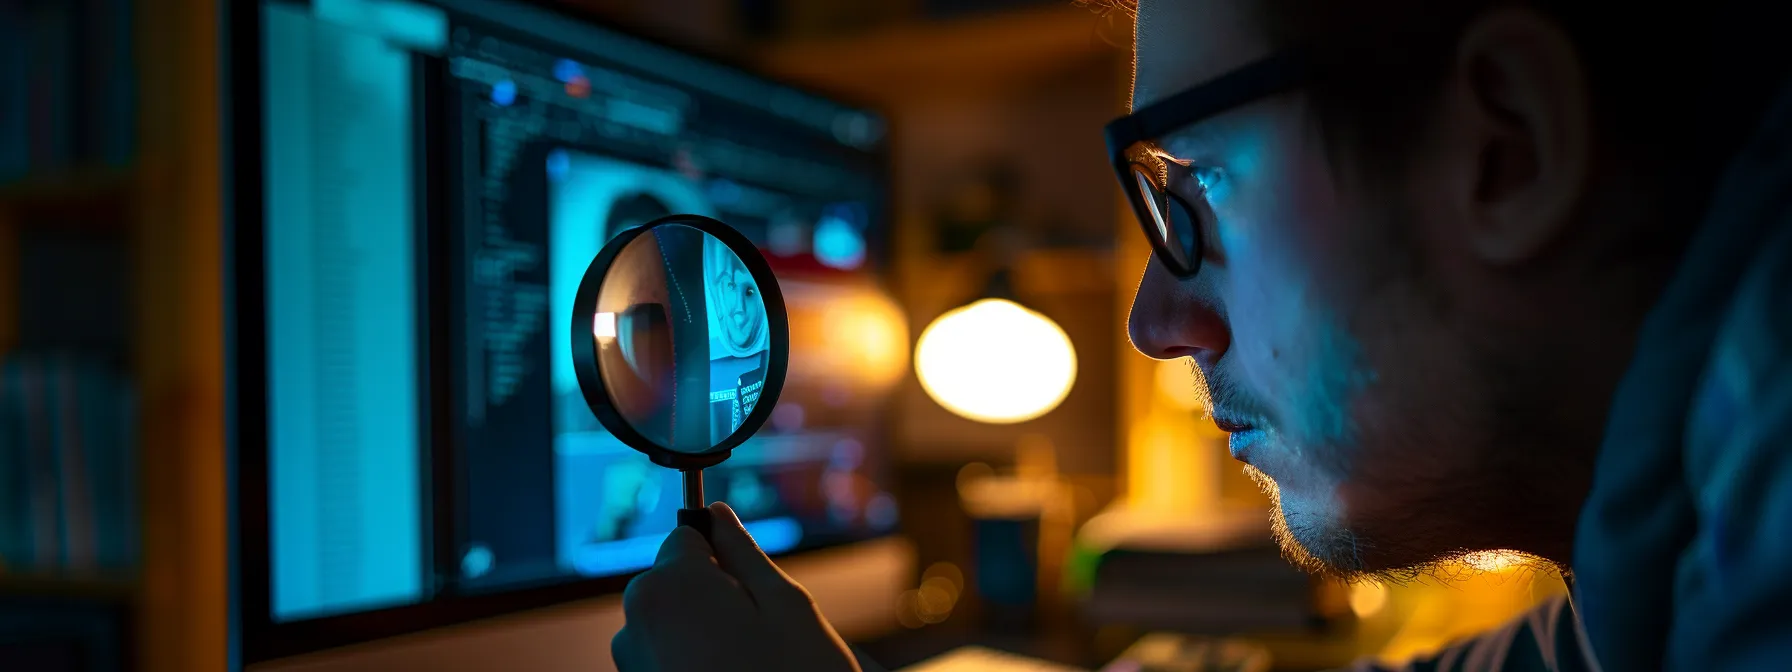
left=566, top=74, right=591, bottom=99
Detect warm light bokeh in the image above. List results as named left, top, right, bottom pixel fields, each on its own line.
left=1124, top=414, right=1216, bottom=512
left=1368, top=569, right=1570, bottom=666
left=819, top=287, right=910, bottom=389
left=915, top=298, right=1077, bottom=424
left=785, top=280, right=910, bottom=392
left=1349, top=582, right=1390, bottom=618
left=1153, top=357, right=1206, bottom=412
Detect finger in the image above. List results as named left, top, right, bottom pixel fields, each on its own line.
left=706, top=502, right=803, bottom=605
left=620, top=569, right=664, bottom=619
left=655, top=524, right=714, bottom=568
left=611, top=625, right=655, bottom=672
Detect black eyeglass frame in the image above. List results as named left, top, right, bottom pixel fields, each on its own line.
left=1104, top=47, right=1314, bottom=277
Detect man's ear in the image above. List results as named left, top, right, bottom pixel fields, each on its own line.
left=1452, top=8, right=1591, bottom=264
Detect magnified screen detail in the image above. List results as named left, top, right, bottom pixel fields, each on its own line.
left=593, top=224, right=771, bottom=454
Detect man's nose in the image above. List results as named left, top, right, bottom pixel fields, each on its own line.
left=1127, top=257, right=1229, bottom=364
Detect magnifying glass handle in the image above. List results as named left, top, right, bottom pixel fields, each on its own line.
left=677, top=507, right=712, bottom=539
left=679, top=470, right=712, bottom=540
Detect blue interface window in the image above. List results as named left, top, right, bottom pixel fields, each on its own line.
left=262, top=0, right=445, bottom=622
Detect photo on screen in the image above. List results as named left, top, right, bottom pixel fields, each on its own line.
left=702, top=232, right=770, bottom=446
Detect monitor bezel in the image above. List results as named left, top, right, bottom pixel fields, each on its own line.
left=226, top=0, right=894, bottom=664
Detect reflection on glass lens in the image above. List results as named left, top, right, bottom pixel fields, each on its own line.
left=591, top=224, right=773, bottom=455
left=1131, top=166, right=1169, bottom=243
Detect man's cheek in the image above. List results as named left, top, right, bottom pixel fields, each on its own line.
left=1239, top=306, right=1368, bottom=449
left=1294, top=326, right=1371, bottom=445
left=1221, top=277, right=1284, bottom=400
left=1225, top=244, right=1320, bottom=399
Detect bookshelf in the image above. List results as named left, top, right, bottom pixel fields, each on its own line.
left=2, top=0, right=225, bottom=669
left=0, top=572, right=136, bottom=600
left=0, top=166, right=135, bottom=209
left=0, top=207, right=12, bottom=355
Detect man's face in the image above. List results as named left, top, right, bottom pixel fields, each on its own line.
left=714, top=253, right=766, bottom=350
left=1127, top=0, right=1540, bottom=575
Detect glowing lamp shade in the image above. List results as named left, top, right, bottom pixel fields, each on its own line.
left=915, top=298, right=1076, bottom=424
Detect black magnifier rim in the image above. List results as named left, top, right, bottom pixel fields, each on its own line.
left=570, top=213, right=791, bottom=472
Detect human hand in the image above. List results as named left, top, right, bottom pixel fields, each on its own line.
left=612, top=502, right=863, bottom=672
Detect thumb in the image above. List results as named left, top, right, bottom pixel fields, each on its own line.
left=655, top=524, right=713, bottom=568
left=610, top=626, right=655, bottom=672
left=706, top=502, right=803, bottom=605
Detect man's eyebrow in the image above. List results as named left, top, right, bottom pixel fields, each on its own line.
left=1160, top=124, right=1224, bottom=163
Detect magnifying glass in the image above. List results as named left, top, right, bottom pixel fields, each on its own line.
left=570, top=214, right=789, bottom=539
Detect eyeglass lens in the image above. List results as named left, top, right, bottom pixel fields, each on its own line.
left=1128, top=164, right=1199, bottom=274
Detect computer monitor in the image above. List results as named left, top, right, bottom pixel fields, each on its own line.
left=231, top=0, right=898, bottom=663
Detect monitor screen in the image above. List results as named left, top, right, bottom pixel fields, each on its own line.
left=247, top=0, right=897, bottom=646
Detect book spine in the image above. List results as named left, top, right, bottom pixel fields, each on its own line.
left=57, top=356, right=97, bottom=571
left=74, top=0, right=99, bottom=164
left=26, top=2, right=76, bottom=173
left=0, top=0, right=27, bottom=180
left=51, top=3, right=74, bottom=172
left=111, top=368, right=138, bottom=569
left=0, top=358, right=22, bottom=567
left=84, top=0, right=135, bottom=166
left=21, top=359, right=64, bottom=568
left=107, top=0, right=136, bottom=165
left=82, top=358, right=135, bottom=570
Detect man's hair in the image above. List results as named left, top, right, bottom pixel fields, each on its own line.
left=1103, top=0, right=1788, bottom=249
left=1267, top=2, right=1777, bottom=174
left=606, top=191, right=673, bottom=231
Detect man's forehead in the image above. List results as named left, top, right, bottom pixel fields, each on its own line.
left=1132, top=0, right=1277, bottom=109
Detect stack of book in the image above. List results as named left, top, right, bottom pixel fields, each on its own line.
left=0, top=352, right=138, bottom=576
left=0, top=0, right=136, bottom=183
left=1085, top=543, right=1320, bottom=634
left=1078, top=508, right=1324, bottom=635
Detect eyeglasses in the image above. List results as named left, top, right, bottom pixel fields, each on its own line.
left=1105, top=47, right=1313, bottom=277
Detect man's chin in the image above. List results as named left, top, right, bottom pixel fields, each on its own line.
left=1264, top=502, right=1371, bottom=579
left=1245, top=464, right=1525, bottom=583
left=1243, top=464, right=1371, bottom=579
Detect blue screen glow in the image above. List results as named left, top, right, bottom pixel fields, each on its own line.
left=813, top=215, right=865, bottom=269
left=553, top=58, right=583, bottom=83
left=264, top=1, right=429, bottom=622
left=568, top=516, right=804, bottom=577
left=491, top=79, right=517, bottom=106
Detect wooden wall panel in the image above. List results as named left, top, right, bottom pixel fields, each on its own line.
left=134, top=0, right=227, bottom=669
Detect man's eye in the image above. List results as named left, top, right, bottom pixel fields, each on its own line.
left=1192, top=166, right=1224, bottom=193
